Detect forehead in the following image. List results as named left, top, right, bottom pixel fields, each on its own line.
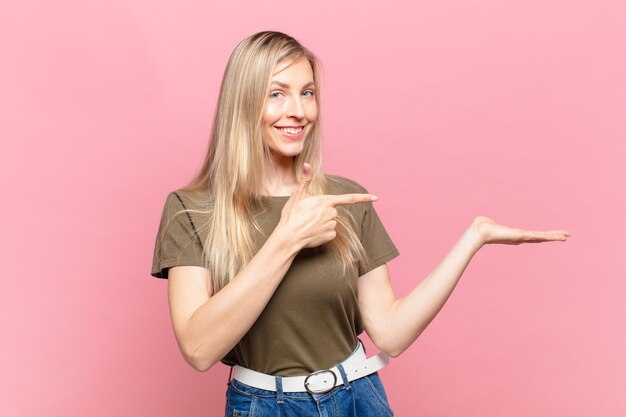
left=271, top=56, right=314, bottom=84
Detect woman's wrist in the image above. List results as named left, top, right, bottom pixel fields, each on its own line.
left=270, top=224, right=304, bottom=256
left=467, top=217, right=487, bottom=251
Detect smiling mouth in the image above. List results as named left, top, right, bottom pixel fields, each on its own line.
left=273, top=125, right=305, bottom=140
left=274, top=126, right=304, bottom=134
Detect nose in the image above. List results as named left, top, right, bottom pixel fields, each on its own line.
left=286, top=95, right=305, bottom=119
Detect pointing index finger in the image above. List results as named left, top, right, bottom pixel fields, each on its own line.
left=327, top=193, right=378, bottom=206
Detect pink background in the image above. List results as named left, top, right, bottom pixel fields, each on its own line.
left=2, top=0, right=625, bottom=416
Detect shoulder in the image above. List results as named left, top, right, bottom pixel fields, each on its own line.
left=158, top=188, right=212, bottom=225
left=165, top=187, right=212, bottom=209
left=159, top=191, right=189, bottom=215
left=324, top=173, right=369, bottom=195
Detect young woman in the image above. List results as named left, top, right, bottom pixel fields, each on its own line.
left=150, top=31, right=570, bottom=417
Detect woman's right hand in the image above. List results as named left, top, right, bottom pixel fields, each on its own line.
left=276, top=163, right=378, bottom=250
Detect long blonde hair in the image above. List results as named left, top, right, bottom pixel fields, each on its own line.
left=177, top=31, right=368, bottom=293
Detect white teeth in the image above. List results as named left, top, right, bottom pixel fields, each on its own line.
left=276, top=126, right=303, bottom=134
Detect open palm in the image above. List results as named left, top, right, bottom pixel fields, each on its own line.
left=473, top=216, right=571, bottom=245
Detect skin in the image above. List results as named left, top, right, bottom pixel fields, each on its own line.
left=166, top=56, right=571, bottom=372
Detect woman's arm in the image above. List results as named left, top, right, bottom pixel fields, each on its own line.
left=358, top=216, right=570, bottom=357
left=168, top=226, right=300, bottom=372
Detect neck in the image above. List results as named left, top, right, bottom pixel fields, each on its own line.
left=263, top=153, right=298, bottom=196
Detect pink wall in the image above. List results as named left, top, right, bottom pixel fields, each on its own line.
left=2, top=0, right=624, bottom=416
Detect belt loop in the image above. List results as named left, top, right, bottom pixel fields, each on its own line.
left=336, top=363, right=351, bottom=390
left=228, top=366, right=233, bottom=386
left=275, top=375, right=285, bottom=404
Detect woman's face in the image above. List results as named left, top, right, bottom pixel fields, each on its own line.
left=261, top=56, right=318, bottom=161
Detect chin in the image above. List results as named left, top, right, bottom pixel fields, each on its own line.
left=270, top=146, right=304, bottom=159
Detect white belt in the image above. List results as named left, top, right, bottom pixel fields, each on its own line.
left=231, top=341, right=389, bottom=394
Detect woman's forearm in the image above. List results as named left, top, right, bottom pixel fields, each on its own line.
left=184, top=227, right=301, bottom=371
left=385, top=222, right=484, bottom=357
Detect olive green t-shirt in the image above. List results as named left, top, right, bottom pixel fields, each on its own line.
left=150, top=174, right=400, bottom=376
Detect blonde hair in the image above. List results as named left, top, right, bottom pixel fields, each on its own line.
left=177, top=31, right=368, bottom=293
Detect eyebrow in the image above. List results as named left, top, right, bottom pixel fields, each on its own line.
left=271, top=81, right=316, bottom=89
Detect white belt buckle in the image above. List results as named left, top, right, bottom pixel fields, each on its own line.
left=303, top=368, right=338, bottom=394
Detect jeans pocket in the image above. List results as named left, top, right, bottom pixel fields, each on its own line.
left=362, top=373, right=394, bottom=416
left=226, top=383, right=257, bottom=417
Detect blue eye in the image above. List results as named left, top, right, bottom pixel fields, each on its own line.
left=270, top=90, right=314, bottom=99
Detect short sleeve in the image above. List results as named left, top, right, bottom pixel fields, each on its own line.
left=358, top=196, right=400, bottom=277
left=150, top=192, right=206, bottom=279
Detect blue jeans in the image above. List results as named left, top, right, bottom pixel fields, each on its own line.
left=224, top=343, right=394, bottom=417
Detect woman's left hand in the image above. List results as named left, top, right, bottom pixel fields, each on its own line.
left=472, top=216, right=571, bottom=246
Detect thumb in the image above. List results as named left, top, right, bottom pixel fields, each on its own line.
left=289, top=162, right=313, bottom=202
left=298, top=163, right=313, bottom=196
